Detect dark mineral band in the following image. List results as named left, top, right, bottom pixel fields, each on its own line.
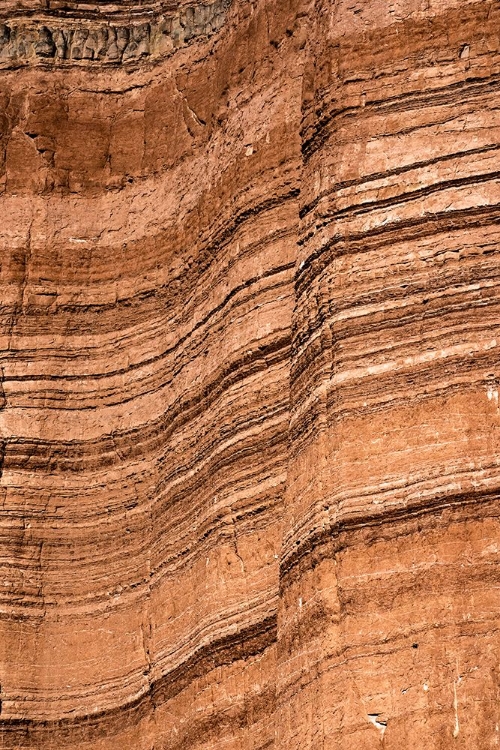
left=0, top=0, right=230, bottom=66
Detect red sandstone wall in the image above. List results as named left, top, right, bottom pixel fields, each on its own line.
left=0, top=2, right=307, bottom=746
left=279, top=2, right=500, bottom=747
left=0, top=1, right=499, bottom=748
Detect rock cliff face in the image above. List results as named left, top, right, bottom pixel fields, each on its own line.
left=0, top=0, right=499, bottom=748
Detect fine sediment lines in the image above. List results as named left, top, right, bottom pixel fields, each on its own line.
left=278, top=2, right=500, bottom=748
left=0, top=1, right=304, bottom=746
left=1, top=0, right=499, bottom=748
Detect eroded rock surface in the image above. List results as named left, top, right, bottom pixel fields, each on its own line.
left=0, top=0, right=499, bottom=748
left=0, top=0, right=231, bottom=65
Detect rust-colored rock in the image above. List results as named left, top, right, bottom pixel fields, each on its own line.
left=0, top=0, right=499, bottom=748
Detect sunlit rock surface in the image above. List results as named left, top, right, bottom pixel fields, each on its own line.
left=0, top=0, right=499, bottom=748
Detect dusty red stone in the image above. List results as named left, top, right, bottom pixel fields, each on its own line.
left=0, top=1, right=499, bottom=748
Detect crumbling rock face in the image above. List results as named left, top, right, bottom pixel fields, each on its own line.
left=0, top=0, right=499, bottom=748
left=0, top=0, right=231, bottom=66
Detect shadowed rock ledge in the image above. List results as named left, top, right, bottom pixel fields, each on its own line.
left=0, top=0, right=231, bottom=66
left=0, top=0, right=499, bottom=748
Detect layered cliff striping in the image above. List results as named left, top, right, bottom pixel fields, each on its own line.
left=0, top=0, right=499, bottom=748
left=281, top=2, right=500, bottom=747
left=0, top=0, right=231, bottom=66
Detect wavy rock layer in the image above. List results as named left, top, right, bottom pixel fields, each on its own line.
left=280, top=1, right=500, bottom=748
left=0, top=0, right=499, bottom=748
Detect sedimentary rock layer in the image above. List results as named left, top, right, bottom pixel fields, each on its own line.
left=0, top=2, right=305, bottom=747
left=0, top=0, right=231, bottom=66
left=279, top=1, right=500, bottom=747
left=0, top=0, right=499, bottom=748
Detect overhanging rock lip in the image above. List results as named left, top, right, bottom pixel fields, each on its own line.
left=0, top=0, right=232, bottom=67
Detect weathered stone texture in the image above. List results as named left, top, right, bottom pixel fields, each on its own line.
left=0, top=0, right=231, bottom=66
left=0, top=0, right=499, bottom=748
